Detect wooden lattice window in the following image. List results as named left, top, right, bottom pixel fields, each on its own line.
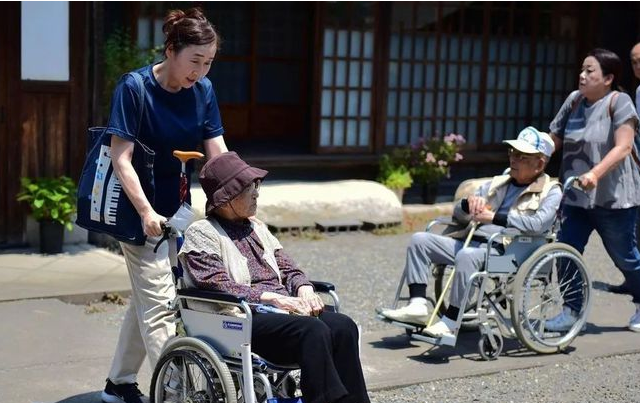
left=386, top=2, right=578, bottom=149
left=318, top=3, right=376, bottom=151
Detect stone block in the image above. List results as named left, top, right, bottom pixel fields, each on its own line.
left=191, top=180, right=403, bottom=228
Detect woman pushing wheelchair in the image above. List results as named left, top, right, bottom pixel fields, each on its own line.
left=178, top=152, right=370, bottom=403
left=380, top=127, right=562, bottom=338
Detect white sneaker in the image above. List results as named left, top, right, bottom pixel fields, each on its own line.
left=629, top=303, right=640, bottom=333
left=424, top=318, right=455, bottom=337
left=545, top=306, right=579, bottom=332
left=381, top=303, right=429, bottom=325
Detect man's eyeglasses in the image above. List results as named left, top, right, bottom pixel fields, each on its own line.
left=242, top=179, right=261, bottom=194
left=508, top=148, right=539, bottom=162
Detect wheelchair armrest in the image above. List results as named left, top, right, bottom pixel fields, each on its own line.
left=426, top=216, right=464, bottom=231
left=500, top=227, right=523, bottom=237
left=486, top=228, right=555, bottom=260
left=499, top=228, right=554, bottom=240
left=310, top=280, right=335, bottom=292
left=177, top=288, right=246, bottom=304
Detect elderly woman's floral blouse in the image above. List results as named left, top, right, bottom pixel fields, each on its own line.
left=183, top=216, right=311, bottom=303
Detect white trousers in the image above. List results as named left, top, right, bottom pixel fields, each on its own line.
left=108, top=236, right=176, bottom=384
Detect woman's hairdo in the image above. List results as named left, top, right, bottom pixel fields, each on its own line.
left=163, top=7, right=221, bottom=55
left=587, top=48, right=622, bottom=91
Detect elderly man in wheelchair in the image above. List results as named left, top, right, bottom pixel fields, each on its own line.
left=154, top=151, right=369, bottom=403
left=379, top=127, right=591, bottom=359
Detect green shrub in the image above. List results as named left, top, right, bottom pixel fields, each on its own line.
left=16, top=176, right=77, bottom=230
left=381, top=169, right=413, bottom=190
left=377, top=152, right=413, bottom=190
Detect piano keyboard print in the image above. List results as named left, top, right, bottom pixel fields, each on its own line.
left=90, top=145, right=112, bottom=222
left=104, top=173, right=123, bottom=225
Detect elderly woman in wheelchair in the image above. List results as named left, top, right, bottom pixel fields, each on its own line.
left=158, top=152, right=369, bottom=403
left=379, top=127, right=591, bottom=359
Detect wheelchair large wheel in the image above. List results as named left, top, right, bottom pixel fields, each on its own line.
left=151, top=337, right=237, bottom=403
left=510, top=243, right=591, bottom=354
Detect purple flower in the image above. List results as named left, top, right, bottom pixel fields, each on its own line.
left=426, top=153, right=436, bottom=163
left=443, top=133, right=456, bottom=144
left=455, top=153, right=463, bottom=161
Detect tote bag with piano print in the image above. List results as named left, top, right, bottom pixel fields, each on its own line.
left=76, top=72, right=155, bottom=245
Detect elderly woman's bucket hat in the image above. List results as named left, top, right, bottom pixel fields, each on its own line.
left=199, top=152, right=268, bottom=216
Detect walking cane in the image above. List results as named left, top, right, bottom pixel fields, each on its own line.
left=426, top=220, right=478, bottom=327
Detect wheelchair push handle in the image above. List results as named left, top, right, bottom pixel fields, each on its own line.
left=173, top=150, right=205, bottom=205
left=173, top=150, right=205, bottom=164
left=153, top=222, right=174, bottom=253
left=562, top=175, right=583, bottom=193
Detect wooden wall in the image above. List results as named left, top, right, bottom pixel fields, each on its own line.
left=0, top=3, right=22, bottom=246
left=0, top=3, right=89, bottom=247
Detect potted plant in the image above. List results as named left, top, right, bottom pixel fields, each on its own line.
left=16, top=176, right=77, bottom=254
left=378, top=151, right=413, bottom=202
left=408, top=133, right=466, bottom=204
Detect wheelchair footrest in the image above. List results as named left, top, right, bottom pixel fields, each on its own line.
left=412, top=332, right=457, bottom=347
left=376, top=314, right=426, bottom=332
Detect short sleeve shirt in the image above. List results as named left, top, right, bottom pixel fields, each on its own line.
left=549, top=90, right=640, bottom=209
left=106, top=64, right=224, bottom=217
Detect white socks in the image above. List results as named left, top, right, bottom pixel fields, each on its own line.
left=409, top=297, right=428, bottom=306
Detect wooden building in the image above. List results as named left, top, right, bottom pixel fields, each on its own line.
left=2, top=1, right=639, bottom=246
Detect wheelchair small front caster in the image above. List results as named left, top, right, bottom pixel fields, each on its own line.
left=478, top=329, right=503, bottom=361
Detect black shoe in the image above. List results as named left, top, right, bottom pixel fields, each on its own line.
left=606, top=281, right=631, bottom=295
left=101, top=379, right=148, bottom=403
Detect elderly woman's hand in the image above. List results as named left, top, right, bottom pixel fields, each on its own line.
left=260, top=292, right=312, bottom=316
left=297, top=285, right=324, bottom=316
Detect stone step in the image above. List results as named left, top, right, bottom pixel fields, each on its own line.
left=267, top=221, right=316, bottom=235
left=315, top=219, right=363, bottom=232
left=361, top=218, right=402, bottom=231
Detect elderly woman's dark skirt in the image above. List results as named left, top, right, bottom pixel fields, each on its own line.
left=252, top=311, right=370, bottom=403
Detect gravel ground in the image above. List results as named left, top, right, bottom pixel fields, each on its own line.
left=84, top=230, right=640, bottom=402
left=84, top=230, right=630, bottom=334
left=367, top=352, right=640, bottom=403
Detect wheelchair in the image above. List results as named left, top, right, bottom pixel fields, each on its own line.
left=377, top=176, right=592, bottom=360
left=150, top=221, right=340, bottom=403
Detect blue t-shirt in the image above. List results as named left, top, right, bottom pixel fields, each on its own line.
left=106, top=64, right=224, bottom=217
left=496, top=183, right=526, bottom=216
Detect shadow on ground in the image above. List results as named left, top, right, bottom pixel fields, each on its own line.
left=56, top=391, right=102, bottom=403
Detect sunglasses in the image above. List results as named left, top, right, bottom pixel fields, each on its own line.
left=508, top=148, right=540, bottom=161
